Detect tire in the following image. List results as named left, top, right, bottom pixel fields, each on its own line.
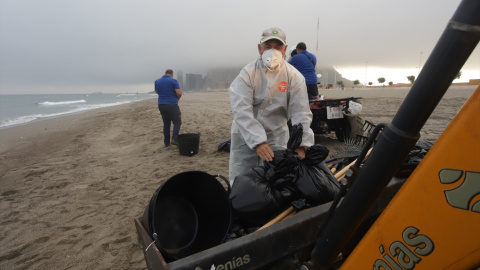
left=334, top=115, right=364, bottom=142
left=346, top=114, right=365, bottom=139
left=334, top=117, right=350, bottom=142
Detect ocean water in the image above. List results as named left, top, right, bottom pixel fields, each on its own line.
left=0, top=93, right=157, bottom=129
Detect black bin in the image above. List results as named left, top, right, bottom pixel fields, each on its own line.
left=141, top=171, right=231, bottom=261
left=177, top=133, right=200, bottom=156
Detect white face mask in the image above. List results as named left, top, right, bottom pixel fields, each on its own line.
left=261, top=49, right=283, bottom=70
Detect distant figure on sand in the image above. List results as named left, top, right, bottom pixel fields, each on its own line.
left=289, top=42, right=319, bottom=101
left=155, top=69, right=183, bottom=147
left=228, top=27, right=315, bottom=185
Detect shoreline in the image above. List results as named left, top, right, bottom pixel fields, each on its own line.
left=0, top=98, right=156, bottom=154
left=0, top=95, right=157, bottom=131
left=0, top=86, right=477, bottom=269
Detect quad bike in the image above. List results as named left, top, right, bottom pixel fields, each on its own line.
left=134, top=1, right=480, bottom=268
left=309, top=97, right=365, bottom=143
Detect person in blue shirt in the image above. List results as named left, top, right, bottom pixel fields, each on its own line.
left=288, top=42, right=319, bottom=101
left=155, top=69, right=183, bottom=147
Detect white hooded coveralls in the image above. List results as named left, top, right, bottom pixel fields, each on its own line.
left=228, top=57, right=315, bottom=185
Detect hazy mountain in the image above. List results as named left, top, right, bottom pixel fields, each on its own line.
left=182, top=65, right=354, bottom=91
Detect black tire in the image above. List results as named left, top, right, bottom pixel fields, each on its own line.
left=334, top=115, right=364, bottom=142
left=334, top=117, right=350, bottom=142
left=346, top=114, right=365, bottom=139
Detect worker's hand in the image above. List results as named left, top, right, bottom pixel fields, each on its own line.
left=295, top=147, right=306, bottom=159
left=255, top=143, right=274, bottom=162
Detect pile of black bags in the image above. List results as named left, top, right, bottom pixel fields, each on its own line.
left=394, top=140, right=434, bottom=178
left=405, top=140, right=434, bottom=164
left=229, top=124, right=341, bottom=227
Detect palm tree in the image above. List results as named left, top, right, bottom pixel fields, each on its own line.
left=455, top=71, right=462, bottom=79
left=407, top=75, right=415, bottom=84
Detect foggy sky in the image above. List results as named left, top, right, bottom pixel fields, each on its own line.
left=1, top=0, right=479, bottom=94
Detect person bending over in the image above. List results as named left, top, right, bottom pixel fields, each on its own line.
left=228, top=27, right=315, bottom=185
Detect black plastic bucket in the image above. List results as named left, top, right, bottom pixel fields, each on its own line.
left=141, top=171, right=231, bottom=261
left=177, top=133, right=200, bottom=156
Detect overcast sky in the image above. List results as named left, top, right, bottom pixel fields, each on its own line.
left=1, top=0, right=479, bottom=94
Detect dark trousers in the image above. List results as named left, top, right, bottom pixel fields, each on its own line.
left=307, top=84, right=319, bottom=100
left=158, top=104, right=182, bottom=146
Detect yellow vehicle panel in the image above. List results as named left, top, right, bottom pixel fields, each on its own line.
left=342, top=86, right=480, bottom=269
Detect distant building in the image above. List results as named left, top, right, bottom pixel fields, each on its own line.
left=169, top=67, right=243, bottom=91
left=204, top=67, right=242, bottom=90
left=185, top=73, right=205, bottom=91
left=177, top=70, right=184, bottom=89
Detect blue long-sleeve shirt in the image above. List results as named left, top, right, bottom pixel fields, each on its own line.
left=288, top=51, right=317, bottom=85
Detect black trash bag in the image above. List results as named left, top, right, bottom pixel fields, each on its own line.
left=303, top=145, right=330, bottom=165
left=405, top=140, right=434, bottom=164
left=225, top=223, right=258, bottom=242
left=229, top=123, right=328, bottom=226
left=295, top=161, right=340, bottom=205
left=287, top=123, right=304, bottom=150
left=286, top=124, right=341, bottom=206
left=264, top=149, right=300, bottom=182
left=330, top=149, right=361, bottom=172
left=291, top=198, right=314, bottom=211
left=267, top=123, right=303, bottom=180
left=294, top=144, right=341, bottom=205
left=218, top=137, right=231, bottom=152
left=395, top=140, right=435, bottom=178
left=229, top=166, right=294, bottom=226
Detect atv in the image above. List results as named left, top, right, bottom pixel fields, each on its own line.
left=309, top=97, right=365, bottom=142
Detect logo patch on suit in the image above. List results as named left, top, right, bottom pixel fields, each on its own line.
left=278, top=81, right=288, bottom=92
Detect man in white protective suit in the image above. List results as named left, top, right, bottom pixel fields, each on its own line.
left=228, top=27, right=315, bottom=186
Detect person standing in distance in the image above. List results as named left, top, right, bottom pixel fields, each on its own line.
left=228, top=27, right=315, bottom=185
left=155, top=69, right=183, bottom=147
left=288, top=42, right=319, bottom=101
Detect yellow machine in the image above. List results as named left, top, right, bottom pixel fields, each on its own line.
left=304, top=1, right=480, bottom=268
left=341, top=86, right=480, bottom=269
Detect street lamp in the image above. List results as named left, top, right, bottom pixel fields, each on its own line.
left=418, top=52, right=423, bottom=76
left=334, top=67, right=337, bottom=90
left=364, top=61, right=368, bottom=88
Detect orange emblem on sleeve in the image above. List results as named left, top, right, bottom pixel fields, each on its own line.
left=278, top=81, right=288, bottom=92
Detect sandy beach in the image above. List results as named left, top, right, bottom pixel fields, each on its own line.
left=0, top=85, right=477, bottom=269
